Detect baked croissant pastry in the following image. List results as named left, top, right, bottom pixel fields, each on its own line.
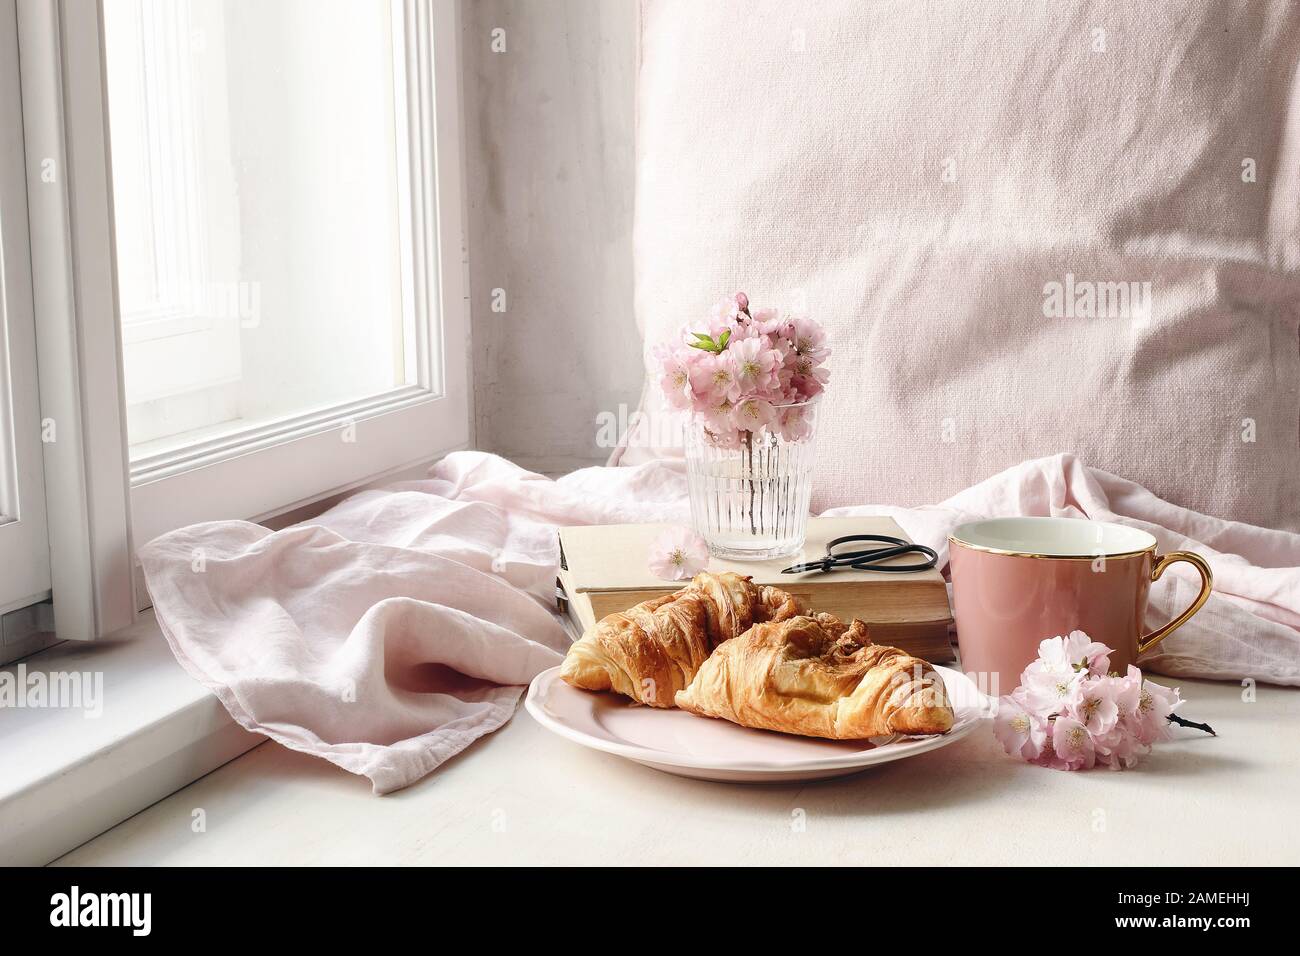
left=674, top=615, right=954, bottom=738
left=560, top=571, right=801, bottom=707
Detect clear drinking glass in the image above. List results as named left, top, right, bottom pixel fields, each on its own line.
left=684, top=400, right=819, bottom=561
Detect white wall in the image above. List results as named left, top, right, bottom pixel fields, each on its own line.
left=463, top=0, right=641, bottom=473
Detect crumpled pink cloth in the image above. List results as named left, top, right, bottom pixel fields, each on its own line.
left=141, top=451, right=1299, bottom=794
left=140, top=452, right=690, bottom=794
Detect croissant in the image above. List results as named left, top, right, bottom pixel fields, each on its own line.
left=560, top=571, right=801, bottom=708
left=674, top=614, right=954, bottom=738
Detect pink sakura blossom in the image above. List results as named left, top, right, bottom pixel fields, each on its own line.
left=728, top=335, right=782, bottom=398
left=1039, top=630, right=1111, bottom=674
left=994, top=635, right=1190, bottom=772
left=786, top=353, right=830, bottom=400
left=789, top=315, right=830, bottom=363
left=774, top=405, right=813, bottom=442
left=748, top=306, right=789, bottom=338
left=689, top=352, right=738, bottom=406
left=731, top=396, right=777, bottom=431
left=1126, top=666, right=1182, bottom=745
left=655, top=345, right=696, bottom=411
left=699, top=396, right=743, bottom=449
left=1093, top=721, right=1143, bottom=770
left=646, top=527, right=710, bottom=581
left=993, top=691, right=1048, bottom=761
left=657, top=292, right=829, bottom=438
left=1021, top=652, right=1082, bottom=714
left=1051, top=716, right=1096, bottom=770
left=1066, top=676, right=1120, bottom=736
left=707, top=296, right=744, bottom=333
left=1064, top=629, right=1113, bottom=676
left=1021, top=630, right=1107, bottom=712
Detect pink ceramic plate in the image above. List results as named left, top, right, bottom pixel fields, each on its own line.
left=524, top=665, right=989, bottom=782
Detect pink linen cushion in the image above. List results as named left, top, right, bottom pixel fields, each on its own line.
left=620, top=0, right=1300, bottom=530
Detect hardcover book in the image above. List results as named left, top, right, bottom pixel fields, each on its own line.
left=556, top=517, right=954, bottom=662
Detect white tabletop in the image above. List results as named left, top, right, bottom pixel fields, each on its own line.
left=54, top=672, right=1298, bottom=866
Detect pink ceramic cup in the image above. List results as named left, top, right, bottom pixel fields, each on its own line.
left=949, top=516, right=1212, bottom=695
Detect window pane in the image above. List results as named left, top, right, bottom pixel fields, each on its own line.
left=104, top=0, right=414, bottom=457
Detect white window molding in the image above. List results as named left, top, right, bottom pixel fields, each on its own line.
left=14, top=0, right=471, bottom=630
left=0, top=0, right=52, bottom=619
left=126, top=0, right=472, bottom=546
left=17, top=0, right=135, bottom=640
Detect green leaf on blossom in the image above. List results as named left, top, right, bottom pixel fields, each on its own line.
left=687, top=329, right=732, bottom=353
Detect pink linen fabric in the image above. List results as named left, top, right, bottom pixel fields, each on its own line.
left=620, top=0, right=1300, bottom=531
left=140, top=453, right=689, bottom=794
left=141, top=451, right=1298, bottom=794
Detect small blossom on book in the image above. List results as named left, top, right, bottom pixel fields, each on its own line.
left=647, top=527, right=710, bottom=581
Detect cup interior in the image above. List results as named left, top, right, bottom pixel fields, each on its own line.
left=951, top=516, right=1155, bottom=558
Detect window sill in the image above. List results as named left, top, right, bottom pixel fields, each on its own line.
left=0, top=612, right=258, bottom=865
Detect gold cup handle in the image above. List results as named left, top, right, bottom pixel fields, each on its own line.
left=1136, top=551, right=1214, bottom=655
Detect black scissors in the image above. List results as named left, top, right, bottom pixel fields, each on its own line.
left=781, top=534, right=939, bottom=574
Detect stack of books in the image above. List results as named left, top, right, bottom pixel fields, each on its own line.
left=556, top=517, right=954, bottom=662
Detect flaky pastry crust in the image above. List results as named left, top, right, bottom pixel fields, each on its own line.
left=674, top=615, right=954, bottom=737
left=559, top=571, right=801, bottom=707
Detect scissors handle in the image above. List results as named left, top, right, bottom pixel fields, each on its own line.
left=849, top=545, right=938, bottom=572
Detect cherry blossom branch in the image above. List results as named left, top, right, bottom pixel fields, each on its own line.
left=1167, top=713, right=1216, bottom=736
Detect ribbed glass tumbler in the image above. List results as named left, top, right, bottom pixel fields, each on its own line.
left=684, top=400, right=818, bottom=561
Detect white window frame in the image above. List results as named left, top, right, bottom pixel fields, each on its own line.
left=0, top=0, right=52, bottom=619
left=16, top=0, right=471, bottom=637
left=17, top=0, right=135, bottom=641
